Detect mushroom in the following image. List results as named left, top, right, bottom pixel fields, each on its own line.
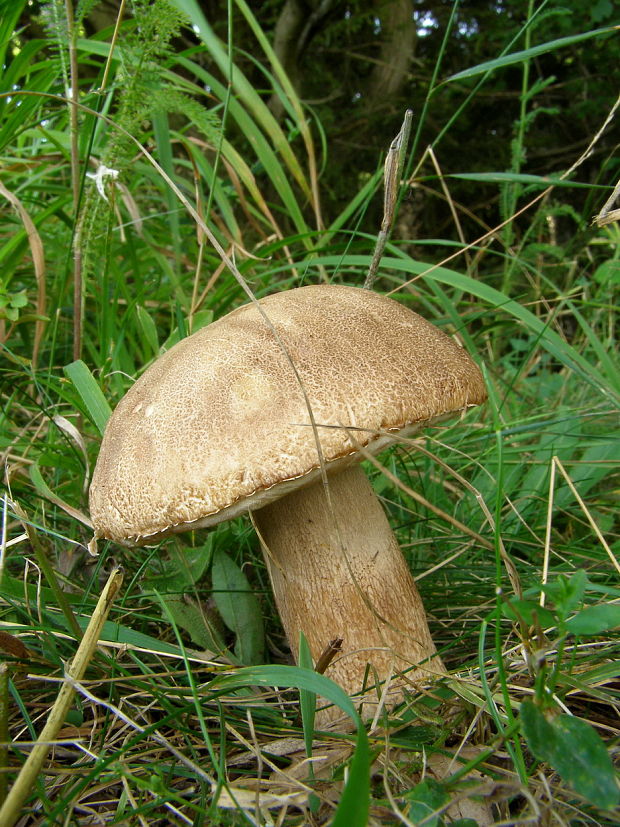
left=90, top=284, right=486, bottom=722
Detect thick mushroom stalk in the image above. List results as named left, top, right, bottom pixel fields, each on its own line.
left=254, top=465, right=444, bottom=724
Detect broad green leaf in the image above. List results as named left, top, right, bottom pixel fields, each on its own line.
left=501, top=599, right=556, bottom=629
left=446, top=27, right=614, bottom=82
left=593, top=260, right=620, bottom=286
left=211, top=549, right=264, bottom=665
left=162, top=594, right=228, bottom=655
left=188, top=308, right=214, bottom=335
left=543, top=570, right=588, bottom=620
left=390, top=726, right=441, bottom=749
left=405, top=778, right=447, bottom=827
left=64, top=359, right=112, bottom=435
left=521, top=700, right=619, bottom=809
left=28, top=461, right=92, bottom=528
left=143, top=543, right=213, bottom=593
left=566, top=604, right=620, bottom=636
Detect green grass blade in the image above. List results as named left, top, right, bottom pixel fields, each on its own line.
left=171, top=0, right=313, bottom=200
left=211, top=665, right=370, bottom=825
left=448, top=172, right=605, bottom=189
left=232, top=0, right=321, bottom=220
left=564, top=299, right=619, bottom=392
left=298, top=632, right=319, bottom=811
left=64, top=359, right=112, bottom=435
left=446, top=26, right=615, bottom=83
left=175, top=56, right=308, bottom=235
left=0, top=1, right=27, bottom=69
left=135, top=305, right=160, bottom=359
left=298, top=632, right=317, bottom=753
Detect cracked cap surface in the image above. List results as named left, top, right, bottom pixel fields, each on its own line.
left=89, top=284, right=487, bottom=544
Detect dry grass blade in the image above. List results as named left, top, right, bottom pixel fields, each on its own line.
left=0, top=179, right=46, bottom=369
left=552, top=455, right=620, bottom=576
left=0, top=567, right=123, bottom=825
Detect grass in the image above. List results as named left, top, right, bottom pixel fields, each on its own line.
left=1, top=0, right=619, bottom=824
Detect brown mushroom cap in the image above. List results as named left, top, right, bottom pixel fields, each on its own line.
left=89, top=284, right=486, bottom=544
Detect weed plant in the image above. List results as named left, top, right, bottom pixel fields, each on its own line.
left=1, top=1, right=619, bottom=824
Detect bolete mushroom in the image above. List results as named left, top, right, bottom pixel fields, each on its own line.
left=90, top=284, right=486, bottom=722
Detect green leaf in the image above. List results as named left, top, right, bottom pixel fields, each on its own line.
left=135, top=305, right=160, bottom=358
left=566, top=604, right=620, bottom=636
left=298, top=632, right=319, bottom=810
left=404, top=778, right=447, bottom=827
left=162, top=594, right=228, bottom=654
left=211, top=549, right=264, bottom=665
left=93, top=619, right=196, bottom=658
left=11, top=293, right=29, bottom=309
left=544, top=570, right=588, bottom=620
left=172, top=0, right=313, bottom=236
left=298, top=632, right=317, bottom=754
left=188, top=309, right=214, bottom=335
left=502, top=598, right=556, bottom=628
left=446, top=26, right=614, bottom=82
left=143, top=542, right=213, bottom=593
left=521, top=700, right=619, bottom=809
left=64, top=360, right=112, bottom=435
left=448, top=172, right=598, bottom=188
left=0, top=1, right=28, bottom=74
left=0, top=607, right=202, bottom=660
left=28, top=461, right=91, bottom=527
left=593, top=259, right=620, bottom=286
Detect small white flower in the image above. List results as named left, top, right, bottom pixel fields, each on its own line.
left=86, top=164, right=119, bottom=202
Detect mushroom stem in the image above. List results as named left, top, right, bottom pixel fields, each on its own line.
left=253, top=464, right=445, bottom=724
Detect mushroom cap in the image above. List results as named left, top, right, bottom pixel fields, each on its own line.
left=89, top=284, right=486, bottom=544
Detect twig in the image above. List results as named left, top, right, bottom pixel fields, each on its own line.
left=552, top=456, right=620, bottom=576
left=0, top=567, right=124, bottom=826
left=315, top=638, right=343, bottom=675
left=593, top=176, right=620, bottom=227
left=364, top=109, right=413, bottom=290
